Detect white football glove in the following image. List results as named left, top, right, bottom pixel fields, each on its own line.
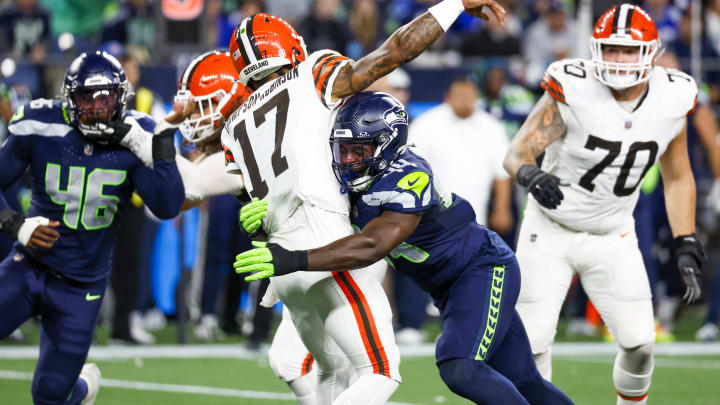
left=118, top=116, right=154, bottom=168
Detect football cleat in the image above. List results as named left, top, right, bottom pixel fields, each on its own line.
left=79, top=363, right=101, bottom=405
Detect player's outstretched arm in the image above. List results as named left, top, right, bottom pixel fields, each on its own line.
left=234, top=211, right=421, bottom=281
left=330, top=0, right=505, bottom=100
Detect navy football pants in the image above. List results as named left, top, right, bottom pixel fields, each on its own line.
left=0, top=248, right=106, bottom=404
left=435, top=257, right=573, bottom=404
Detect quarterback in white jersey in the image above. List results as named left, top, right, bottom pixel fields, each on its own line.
left=504, top=4, right=705, bottom=405
left=221, top=3, right=506, bottom=404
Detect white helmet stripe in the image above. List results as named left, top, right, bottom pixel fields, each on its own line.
left=239, top=17, right=258, bottom=65
left=616, top=4, right=634, bottom=35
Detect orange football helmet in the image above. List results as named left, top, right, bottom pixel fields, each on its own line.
left=229, top=13, right=307, bottom=86
left=176, top=50, right=249, bottom=143
left=590, top=3, right=660, bottom=89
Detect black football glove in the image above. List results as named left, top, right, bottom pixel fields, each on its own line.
left=674, top=234, right=705, bottom=304
left=82, top=120, right=133, bottom=145
left=517, top=165, right=564, bottom=209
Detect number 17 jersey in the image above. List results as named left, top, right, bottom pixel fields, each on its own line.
left=537, top=59, right=697, bottom=234
left=221, top=50, right=351, bottom=233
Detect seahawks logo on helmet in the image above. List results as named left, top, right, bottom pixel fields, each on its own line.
left=383, top=107, right=408, bottom=128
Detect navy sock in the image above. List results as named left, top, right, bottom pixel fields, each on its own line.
left=66, top=378, right=88, bottom=405
left=438, top=358, right=529, bottom=405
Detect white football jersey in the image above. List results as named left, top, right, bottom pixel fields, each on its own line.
left=534, top=59, right=697, bottom=233
left=221, top=51, right=352, bottom=233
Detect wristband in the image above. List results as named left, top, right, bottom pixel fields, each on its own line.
left=428, top=0, right=465, bottom=31
left=516, top=164, right=541, bottom=188
left=153, top=132, right=176, bottom=161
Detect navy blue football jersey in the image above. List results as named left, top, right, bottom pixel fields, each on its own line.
left=351, top=149, right=514, bottom=298
left=0, top=99, right=184, bottom=282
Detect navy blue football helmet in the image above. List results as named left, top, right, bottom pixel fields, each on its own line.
left=330, top=92, right=409, bottom=192
left=63, top=51, right=130, bottom=139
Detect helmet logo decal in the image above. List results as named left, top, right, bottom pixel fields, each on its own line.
left=383, top=107, right=408, bottom=127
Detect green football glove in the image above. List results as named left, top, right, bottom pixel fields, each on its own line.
left=234, top=241, right=308, bottom=281
left=239, top=197, right=268, bottom=237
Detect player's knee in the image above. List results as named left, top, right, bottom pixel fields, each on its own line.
left=618, top=342, right=654, bottom=373
left=32, top=374, right=73, bottom=403
left=438, top=358, right=484, bottom=394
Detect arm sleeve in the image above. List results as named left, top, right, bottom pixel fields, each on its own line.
left=131, top=158, right=185, bottom=219
left=178, top=152, right=245, bottom=201
left=0, top=135, right=30, bottom=211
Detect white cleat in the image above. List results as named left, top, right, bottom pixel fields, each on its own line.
left=79, top=363, right=101, bottom=405
left=696, top=323, right=719, bottom=342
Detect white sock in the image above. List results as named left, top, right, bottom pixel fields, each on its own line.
left=289, top=370, right=318, bottom=405
left=534, top=348, right=553, bottom=381
left=332, top=374, right=399, bottom=405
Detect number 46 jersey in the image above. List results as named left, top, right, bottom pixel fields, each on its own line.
left=221, top=50, right=352, bottom=233
left=537, top=59, right=697, bottom=234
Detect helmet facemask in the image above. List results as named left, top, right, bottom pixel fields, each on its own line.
left=330, top=127, right=408, bottom=193
left=66, top=83, right=129, bottom=139
left=177, top=86, right=234, bottom=143
left=590, top=38, right=659, bottom=89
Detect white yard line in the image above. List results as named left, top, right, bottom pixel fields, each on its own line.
left=1, top=342, right=719, bottom=359
left=0, top=370, right=419, bottom=405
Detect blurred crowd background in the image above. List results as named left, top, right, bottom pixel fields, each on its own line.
left=1, top=0, right=720, bottom=348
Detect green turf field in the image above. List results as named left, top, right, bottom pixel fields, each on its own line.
left=1, top=353, right=718, bottom=404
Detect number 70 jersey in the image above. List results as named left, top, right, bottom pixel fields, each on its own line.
left=537, top=59, right=697, bottom=233
left=221, top=50, right=352, bottom=233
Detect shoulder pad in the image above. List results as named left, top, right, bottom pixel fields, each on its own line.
left=364, top=152, right=434, bottom=210
left=307, top=50, right=352, bottom=109
left=657, top=67, right=698, bottom=116
left=8, top=99, right=72, bottom=137
left=541, top=59, right=592, bottom=105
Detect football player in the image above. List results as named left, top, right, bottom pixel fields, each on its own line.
left=163, top=51, right=328, bottom=402
left=0, top=51, right=185, bottom=405
left=501, top=4, right=703, bottom=404
left=234, top=92, right=575, bottom=405
left=221, top=2, right=506, bottom=403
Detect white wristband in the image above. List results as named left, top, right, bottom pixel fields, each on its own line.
left=428, top=0, right=465, bottom=32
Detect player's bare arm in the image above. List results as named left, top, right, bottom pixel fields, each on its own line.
left=503, top=93, right=567, bottom=178
left=330, top=0, right=505, bottom=101
left=306, top=211, right=421, bottom=271
left=659, top=121, right=696, bottom=237
left=660, top=121, right=705, bottom=303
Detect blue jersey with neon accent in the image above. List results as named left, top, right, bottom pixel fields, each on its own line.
left=0, top=99, right=184, bottom=282
left=350, top=150, right=514, bottom=298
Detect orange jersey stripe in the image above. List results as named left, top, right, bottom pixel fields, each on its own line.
left=300, top=352, right=314, bottom=375
left=541, top=73, right=566, bottom=104
left=313, top=55, right=349, bottom=104
left=332, top=271, right=391, bottom=378
left=617, top=391, right=648, bottom=401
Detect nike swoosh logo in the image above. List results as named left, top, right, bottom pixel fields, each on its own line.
left=85, top=293, right=102, bottom=301
left=407, top=178, right=419, bottom=187
left=620, top=232, right=630, bottom=238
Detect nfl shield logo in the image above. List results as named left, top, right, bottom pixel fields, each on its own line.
left=84, top=144, right=93, bottom=156
left=624, top=121, right=632, bottom=129
left=530, top=233, right=537, bottom=242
